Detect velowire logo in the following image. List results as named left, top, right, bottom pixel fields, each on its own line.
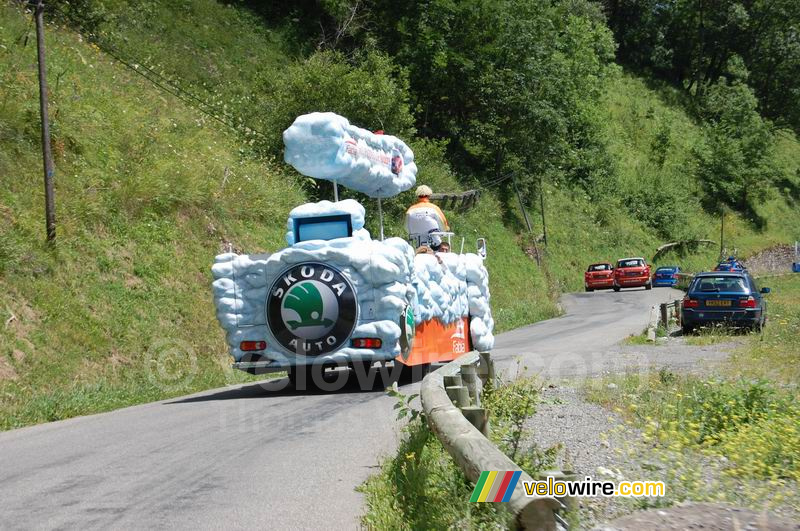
left=267, top=263, right=357, bottom=356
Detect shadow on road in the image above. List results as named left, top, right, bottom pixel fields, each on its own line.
left=167, top=364, right=432, bottom=404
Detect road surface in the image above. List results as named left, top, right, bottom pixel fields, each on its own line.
left=0, top=287, right=681, bottom=530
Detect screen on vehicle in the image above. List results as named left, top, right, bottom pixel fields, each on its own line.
left=618, top=259, right=643, bottom=268
left=294, top=215, right=353, bottom=243
left=588, top=264, right=610, bottom=271
left=692, top=276, right=748, bottom=293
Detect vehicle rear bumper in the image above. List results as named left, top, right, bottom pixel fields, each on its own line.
left=586, top=279, right=614, bottom=289
left=652, top=278, right=677, bottom=287
left=615, top=276, right=650, bottom=287
left=682, top=308, right=763, bottom=327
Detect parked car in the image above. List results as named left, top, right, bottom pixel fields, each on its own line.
left=613, top=257, right=652, bottom=291
left=681, top=271, right=769, bottom=334
left=714, top=256, right=745, bottom=272
left=652, top=265, right=682, bottom=287
left=584, top=262, right=614, bottom=292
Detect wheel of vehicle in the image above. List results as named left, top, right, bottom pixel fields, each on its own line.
left=585, top=287, right=594, bottom=292
left=645, top=282, right=652, bottom=290
left=682, top=324, right=694, bottom=335
left=613, top=285, right=621, bottom=292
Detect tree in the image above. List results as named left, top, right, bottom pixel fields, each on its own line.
left=694, top=80, right=779, bottom=223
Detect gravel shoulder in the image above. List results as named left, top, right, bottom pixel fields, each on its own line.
left=523, top=334, right=789, bottom=529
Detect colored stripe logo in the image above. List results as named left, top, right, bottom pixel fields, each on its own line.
left=469, top=471, right=522, bottom=502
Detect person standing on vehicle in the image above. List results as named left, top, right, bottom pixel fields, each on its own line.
left=405, top=185, right=449, bottom=249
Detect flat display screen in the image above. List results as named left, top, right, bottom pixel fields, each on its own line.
left=295, top=215, right=352, bottom=242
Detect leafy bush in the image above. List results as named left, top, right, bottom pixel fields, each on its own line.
left=694, top=81, right=781, bottom=222
left=255, top=49, right=416, bottom=157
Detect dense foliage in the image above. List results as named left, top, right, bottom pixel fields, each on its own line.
left=601, top=0, right=800, bottom=131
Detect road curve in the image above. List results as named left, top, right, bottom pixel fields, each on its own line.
left=0, top=287, right=682, bottom=530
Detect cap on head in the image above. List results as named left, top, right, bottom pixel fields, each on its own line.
left=416, top=185, right=433, bottom=197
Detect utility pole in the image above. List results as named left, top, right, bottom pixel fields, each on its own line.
left=719, top=208, right=724, bottom=258
left=538, top=173, right=547, bottom=246
left=511, top=174, right=533, bottom=233
left=35, top=0, right=56, bottom=242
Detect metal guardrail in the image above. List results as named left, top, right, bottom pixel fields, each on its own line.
left=646, top=299, right=682, bottom=341
left=420, top=352, right=562, bottom=530
left=429, top=190, right=481, bottom=212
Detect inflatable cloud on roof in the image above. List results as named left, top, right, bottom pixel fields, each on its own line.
left=283, top=112, right=417, bottom=198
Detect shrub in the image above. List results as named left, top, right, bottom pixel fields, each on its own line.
left=254, top=49, right=416, bottom=158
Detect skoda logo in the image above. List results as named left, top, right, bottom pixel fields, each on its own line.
left=267, top=263, right=357, bottom=356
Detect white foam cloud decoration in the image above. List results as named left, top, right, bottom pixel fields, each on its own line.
left=285, top=199, right=369, bottom=245
left=283, top=112, right=417, bottom=198
left=211, top=200, right=494, bottom=366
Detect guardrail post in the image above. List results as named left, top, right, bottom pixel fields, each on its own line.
left=461, top=364, right=481, bottom=406
left=460, top=406, right=489, bottom=436
left=478, top=351, right=495, bottom=387
left=660, top=303, right=668, bottom=328
left=444, top=374, right=463, bottom=387
left=446, top=385, right=471, bottom=408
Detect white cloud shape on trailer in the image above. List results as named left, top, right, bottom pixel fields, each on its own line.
left=212, top=200, right=493, bottom=365
left=283, top=112, right=417, bottom=198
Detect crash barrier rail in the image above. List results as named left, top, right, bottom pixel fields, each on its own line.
left=420, top=352, right=563, bottom=530
left=429, top=190, right=481, bottom=212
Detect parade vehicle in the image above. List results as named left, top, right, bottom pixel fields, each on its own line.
left=211, top=113, right=495, bottom=386
left=584, top=262, right=614, bottom=291
left=613, top=257, right=652, bottom=291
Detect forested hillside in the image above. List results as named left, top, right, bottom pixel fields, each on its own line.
left=1, top=0, right=799, bottom=427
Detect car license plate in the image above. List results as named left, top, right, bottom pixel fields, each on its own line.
left=626, top=271, right=638, bottom=276
left=705, top=300, right=731, bottom=307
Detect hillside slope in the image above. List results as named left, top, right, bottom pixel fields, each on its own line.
left=0, top=3, right=554, bottom=429
left=1, top=1, right=799, bottom=430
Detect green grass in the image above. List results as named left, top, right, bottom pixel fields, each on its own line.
left=360, top=377, right=559, bottom=529
left=2, top=0, right=800, bottom=433
left=584, top=276, right=800, bottom=512
left=0, top=3, right=303, bottom=429
left=0, top=3, right=556, bottom=429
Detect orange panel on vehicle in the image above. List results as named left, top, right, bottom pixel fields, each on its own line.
left=398, top=317, right=471, bottom=366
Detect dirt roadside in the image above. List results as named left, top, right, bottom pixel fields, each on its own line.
left=523, top=334, right=799, bottom=529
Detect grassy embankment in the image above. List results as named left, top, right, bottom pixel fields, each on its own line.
left=2, top=0, right=799, bottom=432
left=586, top=274, right=800, bottom=513
left=0, top=2, right=554, bottom=429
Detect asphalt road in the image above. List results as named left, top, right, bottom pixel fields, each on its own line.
left=0, top=287, right=682, bottom=530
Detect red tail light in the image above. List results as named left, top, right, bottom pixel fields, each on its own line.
left=739, top=296, right=757, bottom=308
left=240, top=341, right=267, bottom=351
left=683, top=297, right=699, bottom=308
left=352, top=338, right=382, bottom=349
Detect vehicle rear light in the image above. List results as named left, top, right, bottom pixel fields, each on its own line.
left=240, top=340, right=267, bottom=351
left=352, top=338, right=382, bottom=349
left=683, top=297, right=699, bottom=308
left=739, top=296, right=757, bottom=308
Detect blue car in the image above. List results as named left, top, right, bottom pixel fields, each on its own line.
left=681, top=272, right=769, bottom=334
left=714, top=256, right=745, bottom=272
left=652, top=266, right=681, bottom=287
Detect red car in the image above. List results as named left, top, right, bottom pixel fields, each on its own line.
left=585, top=262, right=614, bottom=292
left=613, top=257, right=652, bottom=291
